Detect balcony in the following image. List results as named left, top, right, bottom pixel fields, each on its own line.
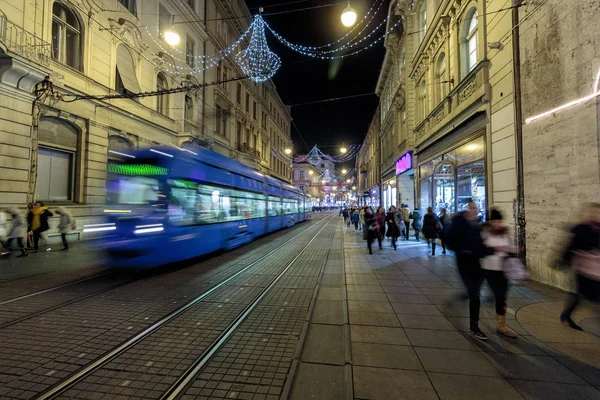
left=238, top=143, right=261, bottom=158
left=0, top=15, right=51, bottom=68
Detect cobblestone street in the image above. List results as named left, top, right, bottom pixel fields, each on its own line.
left=0, top=214, right=598, bottom=399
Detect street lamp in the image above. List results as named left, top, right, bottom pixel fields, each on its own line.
left=352, top=186, right=356, bottom=190
left=341, top=169, right=347, bottom=174
left=284, top=148, right=292, bottom=155
left=164, top=28, right=181, bottom=46
left=308, top=170, right=314, bottom=175
left=340, top=146, right=347, bottom=154
left=346, top=179, right=351, bottom=183
left=341, top=3, right=357, bottom=27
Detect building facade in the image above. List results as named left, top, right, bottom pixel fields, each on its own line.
left=292, top=162, right=321, bottom=204
left=0, top=0, right=292, bottom=241
left=356, top=106, right=382, bottom=207
left=519, top=0, right=600, bottom=290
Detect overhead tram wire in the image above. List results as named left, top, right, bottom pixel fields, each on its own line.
left=289, top=92, right=376, bottom=107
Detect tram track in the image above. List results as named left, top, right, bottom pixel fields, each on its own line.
left=30, top=215, right=335, bottom=400
left=0, top=217, right=326, bottom=331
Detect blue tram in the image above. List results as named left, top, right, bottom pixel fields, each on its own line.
left=90, top=146, right=311, bottom=267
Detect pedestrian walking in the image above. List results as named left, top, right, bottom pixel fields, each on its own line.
left=351, top=209, right=360, bottom=230
left=0, top=209, right=7, bottom=253
left=386, top=206, right=401, bottom=250
left=358, top=207, right=365, bottom=231
left=446, top=199, right=491, bottom=341
left=3, top=208, right=27, bottom=258
left=375, top=206, right=386, bottom=250
left=25, top=203, right=33, bottom=249
left=559, top=203, right=600, bottom=331
left=423, top=207, right=442, bottom=256
left=56, top=207, right=75, bottom=251
left=440, top=208, right=451, bottom=254
left=31, top=202, right=53, bottom=252
left=401, top=204, right=411, bottom=240
left=364, top=207, right=377, bottom=255
left=481, top=209, right=517, bottom=338
left=410, top=207, right=423, bottom=241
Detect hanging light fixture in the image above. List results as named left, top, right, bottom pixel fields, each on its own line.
left=164, top=28, right=180, bottom=46
left=284, top=147, right=292, bottom=155
left=341, top=2, right=357, bottom=27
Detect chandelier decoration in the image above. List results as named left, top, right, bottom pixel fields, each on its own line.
left=235, top=15, right=281, bottom=83
left=141, top=0, right=396, bottom=80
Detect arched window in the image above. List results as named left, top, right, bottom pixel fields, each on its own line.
left=419, top=1, right=427, bottom=43
left=462, top=7, right=479, bottom=77
left=52, top=2, right=82, bottom=71
left=108, top=136, right=133, bottom=160
left=184, top=94, right=194, bottom=123
left=418, top=78, right=427, bottom=121
left=156, top=73, right=169, bottom=115
left=436, top=52, right=447, bottom=104
left=116, top=45, right=141, bottom=97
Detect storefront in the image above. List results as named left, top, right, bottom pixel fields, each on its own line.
left=416, top=135, right=486, bottom=220
left=395, top=151, right=415, bottom=209
left=365, top=185, right=380, bottom=207
left=382, top=179, right=396, bottom=210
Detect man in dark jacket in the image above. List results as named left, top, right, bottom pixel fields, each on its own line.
left=446, top=199, right=490, bottom=340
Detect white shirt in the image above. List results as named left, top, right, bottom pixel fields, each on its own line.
left=481, top=233, right=511, bottom=271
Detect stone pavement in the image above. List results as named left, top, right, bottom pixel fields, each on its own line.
left=290, top=219, right=600, bottom=400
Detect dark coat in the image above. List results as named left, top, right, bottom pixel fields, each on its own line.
left=375, top=212, right=386, bottom=236
left=365, top=214, right=378, bottom=241
left=422, top=213, right=440, bottom=239
left=446, top=212, right=489, bottom=259
left=386, top=212, right=401, bottom=238
left=562, top=223, right=600, bottom=266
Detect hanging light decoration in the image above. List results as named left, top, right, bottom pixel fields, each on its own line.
left=235, top=15, right=281, bottom=83
left=341, top=3, right=358, bottom=27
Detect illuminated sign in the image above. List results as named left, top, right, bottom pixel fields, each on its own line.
left=395, top=152, right=412, bottom=175
left=107, top=163, right=168, bottom=176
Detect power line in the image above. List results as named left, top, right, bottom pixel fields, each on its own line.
left=291, top=120, right=311, bottom=153
left=289, top=92, right=376, bottom=107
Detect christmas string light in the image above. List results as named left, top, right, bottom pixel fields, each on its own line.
left=235, top=15, right=281, bottom=82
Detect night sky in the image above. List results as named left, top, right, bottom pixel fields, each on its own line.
left=244, top=0, right=386, bottom=164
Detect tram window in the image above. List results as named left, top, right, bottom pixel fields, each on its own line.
left=170, top=187, right=197, bottom=225
left=107, top=176, right=161, bottom=205
left=268, top=196, right=281, bottom=216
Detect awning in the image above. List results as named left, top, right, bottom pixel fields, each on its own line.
left=116, top=45, right=141, bottom=93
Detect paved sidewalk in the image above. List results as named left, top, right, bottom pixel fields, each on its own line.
left=292, top=220, right=600, bottom=400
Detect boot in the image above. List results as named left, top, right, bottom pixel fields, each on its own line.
left=496, top=315, right=517, bottom=338
left=17, top=249, right=27, bottom=258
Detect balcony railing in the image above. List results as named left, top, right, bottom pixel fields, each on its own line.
left=238, top=143, right=260, bottom=158
left=0, top=15, right=51, bottom=68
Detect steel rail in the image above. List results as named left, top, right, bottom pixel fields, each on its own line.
left=35, top=215, right=333, bottom=400
left=160, top=217, right=333, bottom=400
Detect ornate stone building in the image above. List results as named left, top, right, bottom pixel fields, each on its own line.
left=0, top=0, right=292, bottom=241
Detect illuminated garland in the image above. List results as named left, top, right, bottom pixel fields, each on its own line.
left=235, top=15, right=281, bottom=82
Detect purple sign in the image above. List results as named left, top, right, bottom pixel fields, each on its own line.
left=395, top=152, right=412, bottom=175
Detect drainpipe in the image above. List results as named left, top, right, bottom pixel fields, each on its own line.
left=512, top=0, right=526, bottom=260
left=201, top=0, right=208, bottom=142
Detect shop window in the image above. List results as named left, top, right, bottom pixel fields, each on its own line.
left=116, top=45, right=141, bottom=95
left=52, top=1, right=82, bottom=71
left=462, top=7, right=479, bottom=78
left=434, top=163, right=455, bottom=215
left=156, top=73, right=169, bottom=115
left=457, top=160, right=486, bottom=220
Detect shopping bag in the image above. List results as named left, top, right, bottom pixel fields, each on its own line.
left=504, top=257, right=530, bottom=281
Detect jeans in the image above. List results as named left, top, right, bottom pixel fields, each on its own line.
left=61, top=233, right=69, bottom=249
left=391, top=237, right=397, bottom=249
left=33, top=230, right=42, bottom=249
left=414, top=228, right=421, bottom=241
left=403, top=225, right=410, bottom=240
left=483, top=269, right=508, bottom=316
left=457, top=255, right=485, bottom=325
left=6, top=238, right=25, bottom=252
left=367, top=238, right=374, bottom=254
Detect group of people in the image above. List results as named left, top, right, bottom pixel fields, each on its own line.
left=0, top=203, right=75, bottom=258
left=344, top=199, right=599, bottom=340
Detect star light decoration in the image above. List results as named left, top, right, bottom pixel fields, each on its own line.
left=235, top=15, right=281, bottom=83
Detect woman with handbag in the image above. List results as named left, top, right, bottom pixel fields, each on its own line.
left=375, top=206, right=386, bottom=250
left=386, top=206, right=401, bottom=250
left=423, top=207, right=441, bottom=256
left=481, top=209, right=518, bottom=338
left=560, top=203, right=600, bottom=331
left=364, top=207, right=377, bottom=255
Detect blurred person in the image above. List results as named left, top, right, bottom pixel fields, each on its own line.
left=410, top=207, right=423, bottom=241
left=481, top=209, right=517, bottom=338
left=25, top=203, right=33, bottom=249
left=359, top=206, right=365, bottom=231
left=440, top=208, right=452, bottom=254
left=342, top=208, right=349, bottom=224
left=375, top=206, right=386, bottom=250
left=351, top=208, right=360, bottom=230
left=0, top=209, right=7, bottom=253
left=423, top=207, right=442, bottom=256
left=364, top=207, right=377, bottom=255
left=31, top=202, right=53, bottom=252
left=386, top=206, right=401, bottom=250
left=56, top=207, right=75, bottom=251
left=446, top=199, right=491, bottom=341
left=400, top=204, right=411, bottom=240
left=560, top=203, right=600, bottom=331
left=4, top=208, right=27, bottom=257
